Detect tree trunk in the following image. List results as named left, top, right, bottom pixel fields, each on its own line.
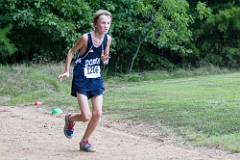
left=129, top=38, right=144, bottom=73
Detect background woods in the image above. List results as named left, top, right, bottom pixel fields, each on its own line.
left=1, top=0, right=240, bottom=73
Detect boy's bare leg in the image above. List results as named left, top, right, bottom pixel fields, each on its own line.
left=81, top=95, right=103, bottom=141
left=69, top=93, right=92, bottom=122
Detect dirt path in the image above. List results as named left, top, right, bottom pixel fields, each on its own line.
left=1, top=106, right=240, bottom=160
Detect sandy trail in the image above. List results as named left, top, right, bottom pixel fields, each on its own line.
left=0, top=106, right=240, bottom=160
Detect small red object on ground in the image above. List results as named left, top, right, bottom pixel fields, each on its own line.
left=33, top=101, right=43, bottom=106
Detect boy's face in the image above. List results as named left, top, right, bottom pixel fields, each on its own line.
left=95, top=15, right=112, bottom=34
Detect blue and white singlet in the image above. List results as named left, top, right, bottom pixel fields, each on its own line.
left=71, top=32, right=108, bottom=98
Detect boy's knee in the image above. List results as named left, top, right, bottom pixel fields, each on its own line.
left=92, top=111, right=102, bottom=120
left=82, top=113, right=91, bottom=122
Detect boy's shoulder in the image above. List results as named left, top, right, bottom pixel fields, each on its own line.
left=107, top=34, right=112, bottom=41
left=82, top=33, right=89, bottom=39
left=79, top=33, right=89, bottom=42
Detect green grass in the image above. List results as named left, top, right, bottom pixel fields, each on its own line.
left=0, top=64, right=75, bottom=107
left=1, top=64, right=240, bottom=152
left=104, top=73, right=240, bottom=152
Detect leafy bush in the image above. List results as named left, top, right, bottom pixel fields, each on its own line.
left=1, top=0, right=91, bottom=63
left=0, top=27, right=17, bottom=63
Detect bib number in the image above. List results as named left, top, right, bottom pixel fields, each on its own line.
left=84, top=65, right=101, bottom=78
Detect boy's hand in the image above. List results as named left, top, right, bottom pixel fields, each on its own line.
left=58, top=72, right=69, bottom=82
left=101, top=52, right=110, bottom=65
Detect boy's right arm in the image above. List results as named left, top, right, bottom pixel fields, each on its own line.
left=58, top=34, right=87, bottom=81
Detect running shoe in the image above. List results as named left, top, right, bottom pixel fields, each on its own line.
left=80, top=140, right=96, bottom=152
left=63, top=113, right=75, bottom=139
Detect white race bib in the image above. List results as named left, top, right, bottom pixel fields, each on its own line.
left=84, top=65, right=101, bottom=78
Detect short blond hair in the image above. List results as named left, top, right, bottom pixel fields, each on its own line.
left=93, top=9, right=112, bottom=27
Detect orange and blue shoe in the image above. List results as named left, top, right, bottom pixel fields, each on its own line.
left=80, top=140, right=96, bottom=152
left=63, top=113, right=75, bottom=139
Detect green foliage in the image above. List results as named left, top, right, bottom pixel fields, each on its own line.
left=152, top=0, right=192, bottom=51
left=1, top=0, right=91, bottom=63
left=196, top=2, right=212, bottom=20
left=135, top=0, right=193, bottom=57
left=93, top=0, right=193, bottom=72
left=1, top=0, right=240, bottom=72
left=0, top=26, right=17, bottom=62
left=195, top=6, right=240, bottom=67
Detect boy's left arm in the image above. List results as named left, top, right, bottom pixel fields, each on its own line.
left=101, top=35, right=112, bottom=64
